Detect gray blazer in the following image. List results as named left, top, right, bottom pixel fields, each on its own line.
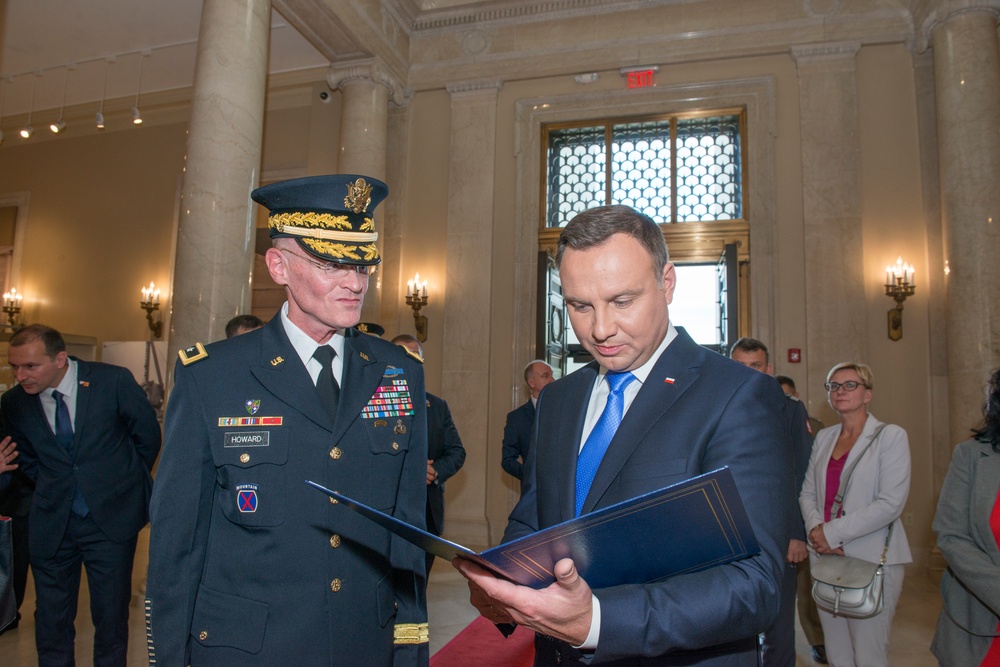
left=932, top=438, right=1000, bottom=666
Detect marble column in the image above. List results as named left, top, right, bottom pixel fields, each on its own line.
left=930, top=9, right=1000, bottom=446
left=328, top=60, right=404, bottom=323
left=791, top=42, right=868, bottom=422
left=168, top=0, right=270, bottom=371
left=442, top=81, right=502, bottom=546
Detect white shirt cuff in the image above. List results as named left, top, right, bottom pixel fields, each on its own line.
left=574, top=594, right=601, bottom=650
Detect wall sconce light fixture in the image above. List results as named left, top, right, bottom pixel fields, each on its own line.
left=405, top=272, right=429, bottom=342
left=140, top=281, right=163, bottom=338
left=884, top=257, right=915, bottom=341
left=3, top=287, right=23, bottom=329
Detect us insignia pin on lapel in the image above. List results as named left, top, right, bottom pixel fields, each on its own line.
left=359, top=352, right=370, bottom=362
left=246, top=400, right=261, bottom=415
left=271, top=356, right=284, bottom=366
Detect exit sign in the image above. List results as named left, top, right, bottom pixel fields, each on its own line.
left=627, top=69, right=656, bottom=89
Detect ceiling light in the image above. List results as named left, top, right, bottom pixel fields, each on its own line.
left=50, top=65, right=72, bottom=134
left=21, top=71, right=39, bottom=140
left=131, top=52, right=147, bottom=126
left=96, top=57, right=112, bottom=130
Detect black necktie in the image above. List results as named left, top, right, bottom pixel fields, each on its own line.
left=313, top=345, right=340, bottom=420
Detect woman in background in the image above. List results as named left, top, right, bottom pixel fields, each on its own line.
left=800, top=362, right=912, bottom=667
left=932, top=368, right=1000, bottom=666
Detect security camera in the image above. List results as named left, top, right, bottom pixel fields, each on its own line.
left=319, top=91, right=331, bottom=102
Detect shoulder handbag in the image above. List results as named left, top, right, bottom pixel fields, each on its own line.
left=811, top=425, right=892, bottom=619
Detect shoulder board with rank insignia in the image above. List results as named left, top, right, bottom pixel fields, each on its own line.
left=402, top=346, right=423, bottom=364
left=178, top=342, right=208, bottom=366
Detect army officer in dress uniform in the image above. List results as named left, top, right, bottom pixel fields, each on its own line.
left=145, top=175, right=430, bottom=666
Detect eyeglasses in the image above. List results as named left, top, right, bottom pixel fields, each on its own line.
left=824, top=381, right=868, bottom=392
left=280, top=249, right=375, bottom=277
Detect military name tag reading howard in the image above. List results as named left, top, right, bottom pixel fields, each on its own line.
left=224, top=432, right=270, bottom=448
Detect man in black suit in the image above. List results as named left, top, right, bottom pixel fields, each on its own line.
left=730, top=337, right=819, bottom=666
left=501, top=360, right=554, bottom=482
left=146, top=175, right=430, bottom=665
left=458, top=205, right=791, bottom=666
left=392, top=334, right=467, bottom=574
left=1, top=324, right=161, bottom=666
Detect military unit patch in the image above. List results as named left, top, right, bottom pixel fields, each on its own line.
left=246, top=399, right=261, bottom=415
left=236, top=484, right=258, bottom=513
left=361, top=380, right=414, bottom=418
left=218, top=416, right=283, bottom=427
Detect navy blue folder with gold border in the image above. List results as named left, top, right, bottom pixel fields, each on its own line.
left=306, top=467, right=757, bottom=590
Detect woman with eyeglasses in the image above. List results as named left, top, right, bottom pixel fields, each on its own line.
left=799, top=362, right=912, bottom=666
left=931, top=368, right=1000, bottom=666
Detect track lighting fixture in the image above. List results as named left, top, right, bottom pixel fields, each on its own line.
left=96, top=57, right=112, bottom=130
left=131, top=53, right=146, bottom=125
left=50, top=66, right=72, bottom=134
left=21, top=72, right=39, bottom=139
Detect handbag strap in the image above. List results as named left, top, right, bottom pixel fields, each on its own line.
left=829, top=424, right=894, bottom=563
left=830, top=424, right=887, bottom=519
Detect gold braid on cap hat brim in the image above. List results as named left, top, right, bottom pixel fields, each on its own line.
left=268, top=211, right=378, bottom=244
left=301, top=238, right=379, bottom=262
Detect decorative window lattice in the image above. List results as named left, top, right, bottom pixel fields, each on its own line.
left=545, top=114, right=742, bottom=227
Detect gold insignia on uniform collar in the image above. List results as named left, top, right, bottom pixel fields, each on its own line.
left=344, top=178, right=373, bottom=214
left=178, top=342, right=208, bottom=366
left=271, top=356, right=284, bottom=366
left=359, top=352, right=370, bottom=362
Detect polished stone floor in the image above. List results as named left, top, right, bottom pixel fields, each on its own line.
left=0, top=527, right=943, bottom=666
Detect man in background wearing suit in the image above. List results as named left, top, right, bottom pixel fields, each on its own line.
left=392, top=334, right=467, bottom=574
left=731, top=337, right=821, bottom=666
left=458, top=205, right=791, bottom=666
left=501, top=360, right=554, bottom=483
left=146, top=175, right=430, bottom=665
left=1, top=324, right=161, bottom=666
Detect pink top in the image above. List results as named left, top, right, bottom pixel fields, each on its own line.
left=979, top=485, right=1000, bottom=667
left=824, top=454, right=848, bottom=522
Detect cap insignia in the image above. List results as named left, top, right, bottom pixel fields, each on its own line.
left=344, top=178, right=373, bottom=214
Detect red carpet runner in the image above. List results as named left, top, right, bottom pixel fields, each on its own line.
left=430, top=616, right=535, bottom=667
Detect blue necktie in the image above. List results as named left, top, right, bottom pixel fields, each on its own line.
left=53, top=390, right=89, bottom=516
left=575, top=371, right=636, bottom=516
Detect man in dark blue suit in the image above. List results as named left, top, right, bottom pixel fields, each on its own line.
left=1, top=324, right=161, bottom=666
left=458, top=206, right=791, bottom=666
left=145, top=175, right=430, bottom=665
left=392, top=334, right=467, bottom=574
left=731, top=337, right=817, bottom=666
left=501, top=360, right=554, bottom=483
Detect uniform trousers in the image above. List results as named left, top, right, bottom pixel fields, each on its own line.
left=796, top=555, right=825, bottom=647
left=817, top=563, right=904, bottom=667
left=31, top=512, right=137, bottom=667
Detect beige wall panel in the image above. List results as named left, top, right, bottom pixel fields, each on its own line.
left=0, top=124, right=186, bottom=348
